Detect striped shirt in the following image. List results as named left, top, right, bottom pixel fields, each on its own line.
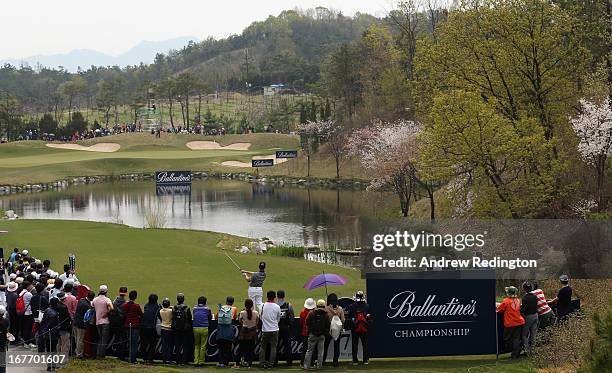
left=531, top=289, right=552, bottom=315
left=250, top=271, right=266, bottom=287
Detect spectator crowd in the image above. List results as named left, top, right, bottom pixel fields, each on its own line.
left=0, top=248, right=372, bottom=371
left=0, top=247, right=579, bottom=371
left=496, top=275, right=577, bottom=359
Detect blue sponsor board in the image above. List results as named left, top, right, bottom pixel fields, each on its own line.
left=366, top=270, right=497, bottom=358
left=275, top=150, right=298, bottom=159
left=252, top=159, right=274, bottom=167
left=155, top=170, right=192, bottom=185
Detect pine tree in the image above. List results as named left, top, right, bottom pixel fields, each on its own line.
left=38, top=114, right=58, bottom=134
left=299, top=104, right=307, bottom=124
left=324, top=99, right=332, bottom=120
left=309, top=101, right=317, bottom=122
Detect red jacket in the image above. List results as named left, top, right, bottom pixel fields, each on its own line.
left=299, top=308, right=311, bottom=337
left=122, top=301, right=144, bottom=328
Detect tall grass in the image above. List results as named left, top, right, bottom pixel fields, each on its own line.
left=267, top=245, right=361, bottom=268
left=532, top=280, right=612, bottom=371
left=267, top=245, right=306, bottom=258
left=144, top=201, right=167, bottom=229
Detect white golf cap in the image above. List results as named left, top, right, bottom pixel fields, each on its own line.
left=99, top=284, right=108, bottom=293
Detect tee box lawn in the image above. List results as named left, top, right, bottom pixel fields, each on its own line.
left=0, top=219, right=363, bottom=307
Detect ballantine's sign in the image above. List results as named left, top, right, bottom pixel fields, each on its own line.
left=366, top=271, right=497, bottom=358
left=252, top=159, right=274, bottom=167
left=155, top=171, right=192, bottom=185
left=275, top=150, right=298, bottom=159
left=387, top=291, right=477, bottom=319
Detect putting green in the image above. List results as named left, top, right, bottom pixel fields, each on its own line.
left=0, top=220, right=364, bottom=307
left=0, top=149, right=258, bottom=168
left=0, top=133, right=303, bottom=184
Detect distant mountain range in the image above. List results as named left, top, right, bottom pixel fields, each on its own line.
left=1, top=36, right=201, bottom=72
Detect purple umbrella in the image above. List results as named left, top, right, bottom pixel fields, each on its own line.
left=304, top=273, right=348, bottom=295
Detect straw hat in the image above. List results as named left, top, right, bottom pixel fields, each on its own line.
left=7, top=282, right=18, bottom=292
left=316, top=299, right=326, bottom=308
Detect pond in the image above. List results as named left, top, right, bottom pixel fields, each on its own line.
left=0, top=179, right=393, bottom=249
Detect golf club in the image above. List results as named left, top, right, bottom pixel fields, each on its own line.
left=224, top=252, right=242, bottom=272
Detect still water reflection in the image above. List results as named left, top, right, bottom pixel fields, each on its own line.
left=0, top=180, right=392, bottom=248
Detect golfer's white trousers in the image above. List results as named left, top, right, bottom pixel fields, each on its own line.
left=248, top=286, right=263, bottom=311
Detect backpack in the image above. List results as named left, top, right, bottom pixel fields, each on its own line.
left=16, top=292, right=26, bottom=315
left=308, top=310, right=327, bottom=337
left=83, top=308, right=94, bottom=324
left=218, top=305, right=233, bottom=326
left=108, top=307, right=125, bottom=328
left=330, top=315, right=343, bottom=340
left=353, top=311, right=369, bottom=333
left=279, top=302, right=292, bottom=330
left=171, top=304, right=188, bottom=331
left=59, top=304, right=72, bottom=332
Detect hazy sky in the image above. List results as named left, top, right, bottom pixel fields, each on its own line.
left=0, top=0, right=390, bottom=59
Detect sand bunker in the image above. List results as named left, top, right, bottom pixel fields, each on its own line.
left=186, top=141, right=251, bottom=151
left=221, top=155, right=288, bottom=168
left=46, top=143, right=121, bottom=153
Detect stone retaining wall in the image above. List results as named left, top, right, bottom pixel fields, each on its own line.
left=0, top=172, right=366, bottom=196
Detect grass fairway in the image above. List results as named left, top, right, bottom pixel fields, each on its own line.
left=62, top=354, right=534, bottom=372
left=0, top=133, right=368, bottom=185
left=0, top=220, right=364, bottom=306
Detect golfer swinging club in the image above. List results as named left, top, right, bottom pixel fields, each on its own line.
left=241, top=261, right=266, bottom=311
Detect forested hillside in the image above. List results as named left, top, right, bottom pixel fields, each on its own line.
left=0, top=8, right=378, bottom=115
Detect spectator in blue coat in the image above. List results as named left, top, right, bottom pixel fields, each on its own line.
left=140, top=294, right=160, bottom=364
left=40, top=298, right=60, bottom=371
